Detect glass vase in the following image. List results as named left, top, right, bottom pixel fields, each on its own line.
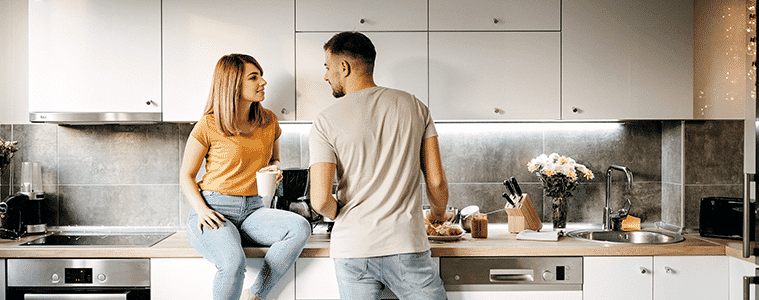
left=552, top=196, right=568, bottom=230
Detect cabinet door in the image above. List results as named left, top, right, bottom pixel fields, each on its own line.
left=151, top=258, right=295, bottom=300
left=429, top=0, right=560, bottom=31
left=583, top=256, right=653, bottom=300
left=295, top=257, right=409, bottom=299
left=295, top=32, right=428, bottom=121
left=162, top=0, right=295, bottom=122
left=562, top=0, right=694, bottom=120
left=28, top=0, right=161, bottom=114
left=729, top=257, right=758, bottom=300
left=296, top=0, right=427, bottom=32
left=429, top=32, right=560, bottom=120
left=653, top=256, right=727, bottom=300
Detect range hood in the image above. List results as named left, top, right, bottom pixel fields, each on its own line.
left=29, top=112, right=162, bottom=125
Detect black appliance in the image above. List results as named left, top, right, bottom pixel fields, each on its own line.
left=273, top=168, right=329, bottom=229
left=6, top=258, right=150, bottom=300
left=701, top=197, right=754, bottom=240
left=0, top=193, right=27, bottom=240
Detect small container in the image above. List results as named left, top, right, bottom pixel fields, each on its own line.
left=459, top=205, right=480, bottom=233
left=471, top=213, right=488, bottom=238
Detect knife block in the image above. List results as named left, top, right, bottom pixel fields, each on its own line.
left=504, top=194, right=543, bottom=233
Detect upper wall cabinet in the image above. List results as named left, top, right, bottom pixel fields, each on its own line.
left=296, top=32, right=428, bottom=120
left=429, top=0, right=560, bottom=31
left=163, top=0, right=295, bottom=122
left=428, top=0, right=561, bottom=120
left=295, top=0, right=427, bottom=32
left=429, top=32, right=561, bottom=120
left=28, top=0, right=161, bottom=118
left=562, top=0, right=694, bottom=120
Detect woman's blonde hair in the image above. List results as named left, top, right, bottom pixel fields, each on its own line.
left=204, top=54, right=273, bottom=136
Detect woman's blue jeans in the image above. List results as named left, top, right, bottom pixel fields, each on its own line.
left=187, top=191, right=311, bottom=300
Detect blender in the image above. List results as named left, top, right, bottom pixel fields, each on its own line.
left=18, top=162, right=47, bottom=234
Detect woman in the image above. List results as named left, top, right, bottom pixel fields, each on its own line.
left=180, top=54, right=311, bottom=300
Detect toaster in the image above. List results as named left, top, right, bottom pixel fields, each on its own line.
left=699, top=197, right=755, bottom=240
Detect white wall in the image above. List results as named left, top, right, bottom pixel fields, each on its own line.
left=0, top=0, right=30, bottom=124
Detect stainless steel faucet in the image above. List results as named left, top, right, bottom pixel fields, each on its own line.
left=605, top=165, right=633, bottom=230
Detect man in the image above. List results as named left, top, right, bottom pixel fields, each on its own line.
left=309, top=31, right=450, bottom=299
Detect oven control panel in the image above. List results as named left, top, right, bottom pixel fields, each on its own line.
left=7, top=259, right=149, bottom=287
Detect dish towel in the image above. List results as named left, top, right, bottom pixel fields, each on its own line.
left=515, top=229, right=560, bottom=241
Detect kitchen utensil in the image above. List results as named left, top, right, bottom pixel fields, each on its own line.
left=459, top=205, right=480, bottom=233
left=256, top=171, right=279, bottom=208
left=510, top=177, right=522, bottom=201
left=501, top=180, right=516, bottom=206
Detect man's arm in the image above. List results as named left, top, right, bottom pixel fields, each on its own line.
left=310, top=162, right=339, bottom=220
left=421, top=136, right=449, bottom=220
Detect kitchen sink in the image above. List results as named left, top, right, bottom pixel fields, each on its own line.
left=567, top=229, right=685, bottom=244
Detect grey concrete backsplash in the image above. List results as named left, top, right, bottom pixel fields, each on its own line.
left=0, top=120, right=743, bottom=229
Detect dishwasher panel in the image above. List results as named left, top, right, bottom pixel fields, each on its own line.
left=440, top=256, right=583, bottom=292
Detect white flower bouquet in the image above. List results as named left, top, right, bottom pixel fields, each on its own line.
left=527, top=153, right=594, bottom=199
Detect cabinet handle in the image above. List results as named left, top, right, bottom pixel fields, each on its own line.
left=664, top=267, right=674, bottom=274
left=281, top=108, right=288, bottom=115
left=494, top=108, right=501, bottom=114
left=493, top=18, right=500, bottom=24
left=360, top=18, right=366, bottom=24
left=572, top=107, right=580, bottom=113
left=146, top=100, right=155, bottom=106
left=640, top=267, right=650, bottom=274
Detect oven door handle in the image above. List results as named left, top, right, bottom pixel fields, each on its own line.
left=24, top=294, right=127, bottom=300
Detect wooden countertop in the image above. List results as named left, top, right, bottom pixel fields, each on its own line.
left=0, top=229, right=741, bottom=259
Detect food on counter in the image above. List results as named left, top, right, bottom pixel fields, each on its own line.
left=424, top=211, right=463, bottom=237
left=425, top=221, right=463, bottom=237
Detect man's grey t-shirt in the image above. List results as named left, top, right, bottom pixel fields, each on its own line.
left=309, top=86, right=438, bottom=258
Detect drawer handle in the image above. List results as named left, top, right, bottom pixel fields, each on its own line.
left=490, top=269, right=534, bottom=282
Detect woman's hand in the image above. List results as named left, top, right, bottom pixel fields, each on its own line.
left=259, top=164, right=283, bottom=185
left=196, top=206, right=227, bottom=234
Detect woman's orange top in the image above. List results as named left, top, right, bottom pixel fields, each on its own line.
left=190, top=112, right=281, bottom=196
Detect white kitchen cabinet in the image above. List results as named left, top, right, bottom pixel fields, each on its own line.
left=151, top=258, right=295, bottom=300
left=584, top=256, right=653, bottom=300
left=28, top=0, right=161, bottom=115
left=562, top=0, right=694, bottom=120
left=429, top=0, right=560, bottom=31
left=295, top=0, right=427, bottom=32
left=162, top=0, right=295, bottom=122
left=295, top=32, right=428, bottom=121
left=584, top=256, right=728, bottom=300
left=429, top=32, right=561, bottom=120
left=654, top=256, right=728, bottom=300
left=0, top=259, right=5, bottom=300
left=730, top=257, right=757, bottom=300
left=295, top=257, right=411, bottom=299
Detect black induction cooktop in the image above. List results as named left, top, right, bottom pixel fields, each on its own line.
left=18, top=232, right=175, bottom=247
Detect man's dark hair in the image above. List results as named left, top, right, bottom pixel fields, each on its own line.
left=324, top=31, right=376, bottom=71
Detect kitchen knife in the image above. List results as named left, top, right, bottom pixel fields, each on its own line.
left=510, top=177, right=523, bottom=199
left=502, top=180, right=517, bottom=206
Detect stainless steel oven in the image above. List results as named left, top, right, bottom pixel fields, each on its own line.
left=6, top=259, right=150, bottom=300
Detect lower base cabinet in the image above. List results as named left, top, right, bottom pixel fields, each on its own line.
left=151, top=258, right=295, bottom=300
left=584, top=256, right=728, bottom=300
left=730, top=257, right=758, bottom=300
left=447, top=291, right=582, bottom=300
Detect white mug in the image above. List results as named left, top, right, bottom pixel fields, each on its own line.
left=256, top=171, right=278, bottom=208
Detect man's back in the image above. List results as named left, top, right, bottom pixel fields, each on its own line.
left=309, top=86, right=438, bottom=258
